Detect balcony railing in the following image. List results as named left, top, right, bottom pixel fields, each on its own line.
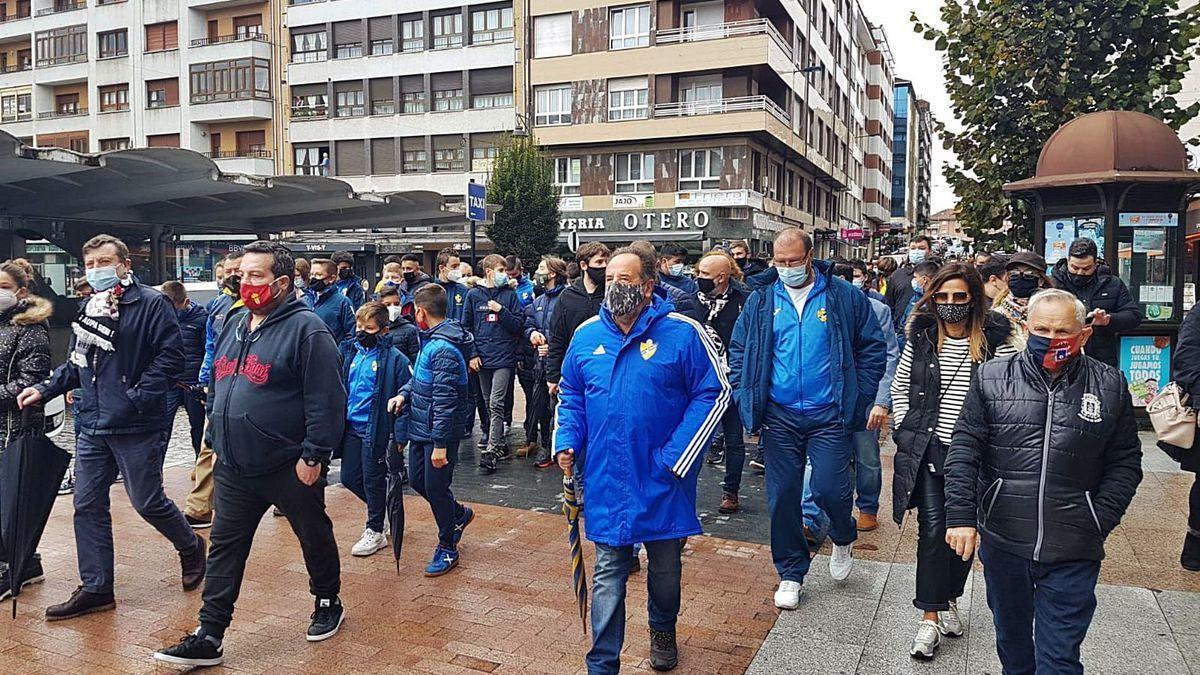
left=190, top=33, right=269, bottom=48
left=655, top=18, right=792, bottom=58
left=36, top=53, right=87, bottom=68
left=1, top=113, right=32, bottom=122
left=654, top=95, right=790, bottom=125
left=35, top=0, right=85, bottom=16
left=0, top=63, right=32, bottom=74
left=291, top=104, right=327, bottom=120
left=38, top=107, right=88, bottom=119
left=0, top=10, right=31, bottom=22
left=205, top=149, right=273, bottom=159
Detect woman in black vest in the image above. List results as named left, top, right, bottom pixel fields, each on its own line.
left=889, top=263, right=1017, bottom=660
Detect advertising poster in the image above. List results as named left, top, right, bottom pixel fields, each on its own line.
left=1044, top=218, right=1075, bottom=265
left=1132, top=228, right=1166, bottom=253
left=1075, top=218, right=1105, bottom=257
left=1119, top=336, right=1172, bottom=407
left=1118, top=212, right=1179, bottom=228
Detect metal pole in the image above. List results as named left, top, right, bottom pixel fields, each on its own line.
left=470, top=219, right=478, bottom=272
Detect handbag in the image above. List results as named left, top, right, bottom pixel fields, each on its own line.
left=1147, top=382, right=1198, bottom=449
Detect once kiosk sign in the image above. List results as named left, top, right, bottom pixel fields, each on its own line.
left=559, top=209, right=711, bottom=233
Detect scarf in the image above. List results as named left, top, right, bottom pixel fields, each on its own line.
left=71, top=285, right=123, bottom=362
left=997, top=294, right=1027, bottom=323
left=696, top=290, right=730, bottom=370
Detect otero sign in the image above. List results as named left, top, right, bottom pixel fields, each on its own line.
left=559, top=209, right=711, bottom=232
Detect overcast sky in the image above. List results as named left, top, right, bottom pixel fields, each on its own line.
left=861, top=1, right=958, bottom=213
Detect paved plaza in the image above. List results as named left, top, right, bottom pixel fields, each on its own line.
left=4, top=415, right=1199, bottom=673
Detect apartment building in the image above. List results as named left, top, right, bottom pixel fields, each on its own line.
left=860, top=20, right=892, bottom=238
left=0, top=0, right=287, bottom=175
left=515, top=0, right=873, bottom=253
left=890, top=77, right=931, bottom=232
left=283, top=0, right=516, bottom=208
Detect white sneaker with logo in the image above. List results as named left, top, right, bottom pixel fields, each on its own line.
left=350, top=529, right=387, bottom=557
left=773, top=580, right=803, bottom=610
left=910, top=619, right=942, bottom=659
left=940, top=600, right=964, bottom=637
left=829, top=542, right=854, bottom=581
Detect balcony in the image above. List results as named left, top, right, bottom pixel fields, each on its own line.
left=205, top=149, right=274, bottom=176
left=190, top=33, right=268, bottom=48
left=0, top=9, right=30, bottom=23
left=38, top=107, right=87, bottom=119
left=35, top=0, right=84, bottom=16
left=655, top=95, right=790, bottom=126
left=188, top=97, right=272, bottom=123
left=187, top=33, right=272, bottom=62
left=291, top=104, right=327, bottom=120
left=0, top=62, right=30, bottom=73
left=656, top=18, right=792, bottom=58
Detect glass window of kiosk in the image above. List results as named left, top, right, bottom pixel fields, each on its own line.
left=1116, top=212, right=1177, bottom=322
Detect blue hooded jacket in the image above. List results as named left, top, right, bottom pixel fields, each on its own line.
left=199, top=290, right=241, bottom=385
left=512, top=274, right=536, bottom=309
left=463, top=283, right=523, bottom=369
left=339, top=333, right=411, bottom=454
left=312, top=287, right=356, bottom=346
left=176, top=300, right=208, bottom=385
left=729, top=261, right=887, bottom=433
left=336, top=275, right=366, bottom=309
left=554, top=296, right=730, bottom=547
left=399, top=319, right=472, bottom=446
left=437, top=278, right=469, bottom=322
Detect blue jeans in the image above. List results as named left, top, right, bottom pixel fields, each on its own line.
left=980, top=542, right=1100, bottom=675
left=408, top=441, right=465, bottom=548
left=164, top=386, right=205, bottom=457
left=763, top=403, right=855, bottom=582
left=339, top=428, right=387, bottom=532
left=719, top=402, right=747, bottom=495
left=73, top=430, right=198, bottom=594
left=588, top=538, right=685, bottom=675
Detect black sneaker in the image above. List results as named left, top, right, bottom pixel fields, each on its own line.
left=534, top=445, right=553, bottom=469
left=154, top=630, right=224, bottom=667
left=58, top=472, right=75, bottom=495
left=186, top=513, right=213, bottom=530
left=45, top=586, right=116, bottom=621
left=649, top=628, right=679, bottom=671
left=398, top=462, right=409, bottom=486
left=180, top=535, right=207, bottom=591
left=493, top=445, right=513, bottom=461
left=0, top=555, right=45, bottom=601
left=706, top=447, right=725, bottom=465
left=749, top=450, right=765, bottom=474
left=478, top=451, right=497, bottom=475
left=307, top=597, right=345, bottom=642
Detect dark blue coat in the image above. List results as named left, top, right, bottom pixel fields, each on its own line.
left=340, top=334, right=411, bottom=454
left=176, top=301, right=208, bottom=385
left=437, top=278, right=469, bottom=323
left=400, top=320, right=472, bottom=446
left=336, top=275, right=366, bottom=309
left=312, top=287, right=356, bottom=345
left=729, top=261, right=887, bottom=433
left=525, top=284, right=564, bottom=336
left=39, top=281, right=184, bottom=435
left=463, top=284, right=523, bottom=369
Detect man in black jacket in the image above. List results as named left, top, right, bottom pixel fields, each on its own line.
left=943, top=289, right=1142, bottom=675
left=19, top=235, right=204, bottom=621
left=1051, top=237, right=1141, bottom=368
left=884, top=235, right=935, bottom=327
left=154, top=241, right=347, bottom=668
left=546, top=241, right=609, bottom=393
left=162, top=280, right=208, bottom=458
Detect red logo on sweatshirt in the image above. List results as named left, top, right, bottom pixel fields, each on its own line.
left=213, top=355, right=237, bottom=381
left=212, top=354, right=272, bottom=386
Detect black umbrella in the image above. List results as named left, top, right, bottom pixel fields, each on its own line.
left=0, top=408, right=70, bottom=618
left=385, top=443, right=406, bottom=574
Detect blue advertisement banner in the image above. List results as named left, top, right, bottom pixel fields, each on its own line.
left=1118, top=335, right=1172, bottom=407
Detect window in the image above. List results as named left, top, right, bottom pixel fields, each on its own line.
left=433, top=146, right=464, bottom=172
left=291, top=29, right=326, bottom=62
left=336, top=42, right=362, bottom=58
left=469, top=67, right=513, bottom=109
left=533, top=13, right=570, bottom=58
left=189, top=58, right=270, bottom=103
left=335, top=89, right=364, bottom=117
left=472, top=142, right=499, bottom=171
left=615, top=152, right=654, bottom=193
left=98, top=29, right=127, bottom=58
left=608, top=77, right=648, bottom=121
left=16, top=93, right=29, bottom=118
left=534, top=85, right=571, bottom=126
left=402, top=91, right=426, bottom=114
left=99, top=138, right=129, bottom=151
left=236, top=130, right=266, bottom=156
left=402, top=148, right=426, bottom=173
left=294, top=145, right=329, bottom=176
left=145, top=22, right=178, bottom=52
left=99, top=84, right=129, bottom=112
left=609, top=5, right=649, bottom=49
left=233, top=15, right=262, bottom=39
left=400, top=17, right=424, bottom=52
left=471, top=6, right=512, bottom=44
left=55, top=93, right=79, bottom=115
left=147, top=133, right=180, bottom=148
left=679, top=149, right=722, bottom=190
left=146, top=78, right=178, bottom=108
left=433, top=88, right=463, bottom=111
left=370, top=37, right=393, bottom=55
left=0, top=93, right=30, bottom=122
left=333, top=20, right=363, bottom=58
left=369, top=78, right=394, bottom=114
left=472, top=92, right=512, bottom=109
left=680, top=74, right=722, bottom=110
left=553, top=157, right=581, bottom=196
left=291, top=85, right=327, bottom=118
left=368, top=16, right=394, bottom=55
left=431, top=12, right=462, bottom=49
left=36, top=25, right=87, bottom=67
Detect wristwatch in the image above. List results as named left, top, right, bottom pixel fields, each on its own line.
left=302, top=457, right=323, bottom=468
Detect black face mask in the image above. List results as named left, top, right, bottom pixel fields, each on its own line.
left=696, top=277, right=716, bottom=295
left=337, top=267, right=353, bottom=280
left=734, top=257, right=748, bottom=270
left=356, top=330, right=379, bottom=349
left=308, top=278, right=328, bottom=294
left=1067, top=271, right=1095, bottom=287
left=585, top=266, right=606, bottom=286
left=402, top=271, right=417, bottom=284
left=223, top=275, right=240, bottom=294
left=935, top=301, right=973, bottom=324
left=1008, top=276, right=1040, bottom=299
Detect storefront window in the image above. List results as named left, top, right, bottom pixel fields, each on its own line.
left=172, top=240, right=246, bottom=283
left=1116, top=212, right=1177, bottom=322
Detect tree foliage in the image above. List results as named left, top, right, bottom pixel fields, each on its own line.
left=484, top=134, right=561, bottom=263
left=913, top=0, right=1200, bottom=248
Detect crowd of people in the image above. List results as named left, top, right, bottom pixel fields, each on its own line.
left=0, top=227, right=1192, bottom=675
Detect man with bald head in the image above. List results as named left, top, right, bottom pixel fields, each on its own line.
left=695, top=252, right=750, bottom=513
left=944, top=289, right=1141, bottom=674
left=729, top=228, right=886, bottom=610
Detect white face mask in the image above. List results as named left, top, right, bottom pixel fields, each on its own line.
left=446, top=269, right=463, bottom=283
left=387, top=305, right=402, bottom=322
left=0, top=289, right=17, bottom=312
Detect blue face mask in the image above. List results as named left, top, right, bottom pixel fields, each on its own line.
left=86, top=266, right=121, bottom=292
left=777, top=265, right=809, bottom=288
left=908, top=248, right=927, bottom=264
left=668, top=263, right=684, bottom=277
left=911, top=278, right=924, bottom=295
left=493, top=271, right=508, bottom=287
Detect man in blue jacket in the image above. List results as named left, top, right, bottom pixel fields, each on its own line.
left=331, top=250, right=366, bottom=309
left=309, top=258, right=356, bottom=345
left=657, top=242, right=699, bottom=296
left=162, top=281, right=208, bottom=458
left=555, top=246, right=729, bottom=674
left=20, top=234, right=204, bottom=621
left=434, top=247, right=468, bottom=322
left=464, top=254, right=524, bottom=474
left=728, top=228, right=886, bottom=611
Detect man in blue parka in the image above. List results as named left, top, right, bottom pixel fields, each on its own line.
left=729, top=228, right=886, bottom=612
left=554, top=247, right=729, bottom=675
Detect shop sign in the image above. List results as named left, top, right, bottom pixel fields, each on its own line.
left=839, top=227, right=865, bottom=241
left=613, top=194, right=653, bottom=209
left=559, top=196, right=583, bottom=212
left=1118, top=212, right=1178, bottom=227
left=675, top=190, right=763, bottom=209
left=559, top=209, right=710, bottom=233
left=1119, top=336, right=1172, bottom=408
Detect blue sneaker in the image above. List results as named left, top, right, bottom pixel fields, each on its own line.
left=424, top=545, right=459, bottom=577
left=453, top=506, right=475, bottom=547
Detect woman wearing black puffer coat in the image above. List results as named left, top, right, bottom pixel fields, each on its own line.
left=1169, top=302, right=1200, bottom=570
left=0, top=260, right=53, bottom=601
left=889, top=263, right=1019, bottom=661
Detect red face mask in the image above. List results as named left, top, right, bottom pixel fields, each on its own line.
left=1029, top=333, right=1084, bottom=373
left=239, top=279, right=279, bottom=311
left=416, top=310, right=429, bottom=331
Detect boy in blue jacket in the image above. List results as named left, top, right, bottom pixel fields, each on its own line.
left=339, top=301, right=411, bottom=558
left=389, top=285, right=475, bottom=577
left=309, top=258, right=356, bottom=345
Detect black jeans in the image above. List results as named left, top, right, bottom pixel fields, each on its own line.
left=912, top=464, right=972, bottom=612
left=524, top=365, right=554, bottom=449
left=409, top=441, right=466, bottom=549
left=1189, top=476, right=1200, bottom=536
left=515, top=365, right=538, bottom=443
left=164, top=386, right=206, bottom=457
left=199, top=460, right=340, bottom=639
left=719, top=402, right=748, bottom=495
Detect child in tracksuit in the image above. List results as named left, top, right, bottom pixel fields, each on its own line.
left=392, top=284, right=474, bottom=577
left=339, top=301, right=411, bottom=557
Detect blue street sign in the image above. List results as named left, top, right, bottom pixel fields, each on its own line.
left=467, top=181, right=487, bottom=222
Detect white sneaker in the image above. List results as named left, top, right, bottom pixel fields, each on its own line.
left=351, top=529, right=387, bottom=557
left=829, top=542, right=854, bottom=581
left=939, top=600, right=964, bottom=637
left=773, top=580, right=803, bottom=610
left=910, top=619, right=942, bottom=659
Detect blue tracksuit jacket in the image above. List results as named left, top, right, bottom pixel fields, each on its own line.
left=312, top=287, right=356, bottom=346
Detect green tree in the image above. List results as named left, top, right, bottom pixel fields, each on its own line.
left=484, top=134, right=561, bottom=262
left=913, top=0, right=1200, bottom=247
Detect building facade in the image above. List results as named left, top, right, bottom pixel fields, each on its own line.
left=0, top=0, right=287, bottom=176
left=859, top=18, right=892, bottom=254
left=890, top=77, right=931, bottom=233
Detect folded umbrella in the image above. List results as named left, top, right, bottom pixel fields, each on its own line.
left=385, top=443, right=406, bottom=574
left=561, top=471, right=588, bottom=634
left=0, top=408, right=70, bottom=618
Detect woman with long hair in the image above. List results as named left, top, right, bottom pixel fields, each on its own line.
left=0, top=260, right=52, bottom=600
left=890, top=262, right=1019, bottom=660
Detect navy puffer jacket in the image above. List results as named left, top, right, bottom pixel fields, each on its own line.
left=399, top=320, right=472, bottom=446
